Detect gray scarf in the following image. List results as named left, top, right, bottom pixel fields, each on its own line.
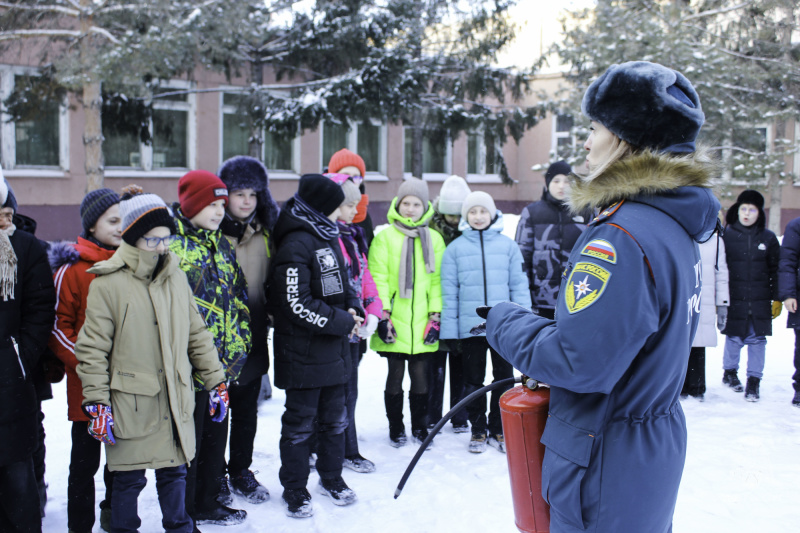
left=0, top=223, right=17, bottom=301
left=392, top=220, right=436, bottom=299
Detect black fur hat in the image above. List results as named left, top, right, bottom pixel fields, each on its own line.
left=582, top=61, right=705, bottom=154
left=217, top=155, right=280, bottom=230
left=725, top=189, right=766, bottom=228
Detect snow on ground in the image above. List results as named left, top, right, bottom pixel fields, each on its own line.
left=39, top=215, right=799, bottom=532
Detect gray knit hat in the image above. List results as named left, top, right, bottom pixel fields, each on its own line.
left=396, top=177, right=430, bottom=208
left=340, top=179, right=362, bottom=204
left=436, top=175, right=471, bottom=215
left=461, top=191, right=497, bottom=221
left=118, top=189, right=175, bottom=245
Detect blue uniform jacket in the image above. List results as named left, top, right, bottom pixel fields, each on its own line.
left=440, top=213, right=530, bottom=340
left=486, top=151, right=720, bottom=533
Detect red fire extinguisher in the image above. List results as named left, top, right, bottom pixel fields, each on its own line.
left=500, top=378, right=551, bottom=533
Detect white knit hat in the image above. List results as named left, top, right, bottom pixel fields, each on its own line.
left=436, top=175, right=471, bottom=215
left=461, top=191, right=497, bottom=220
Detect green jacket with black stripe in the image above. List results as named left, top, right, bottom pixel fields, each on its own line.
left=171, top=206, right=251, bottom=388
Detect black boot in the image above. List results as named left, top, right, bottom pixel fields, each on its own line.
left=384, top=392, right=406, bottom=447
left=744, top=376, right=760, bottom=402
left=723, top=369, right=744, bottom=392
left=409, top=393, right=431, bottom=446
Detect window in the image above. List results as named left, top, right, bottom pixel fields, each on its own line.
left=552, top=114, right=575, bottom=160
left=323, top=121, right=385, bottom=174
left=103, top=82, right=195, bottom=172
left=403, top=128, right=451, bottom=177
left=467, top=132, right=499, bottom=176
left=221, top=92, right=297, bottom=173
left=0, top=68, right=69, bottom=173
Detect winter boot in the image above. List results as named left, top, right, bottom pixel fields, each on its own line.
left=487, top=433, right=506, bottom=453
left=793, top=390, right=800, bottom=407
left=193, top=502, right=247, bottom=526
left=744, top=376, right=761, bottom=402
left=343, top=454, right=376, bottom=473
left=410, top=393, right=433, bottom=448
left=723, top=369, right=744, bottom=392
left=230, top=469, right=270, bottom=504
left=99, top=504, right=111, bottom=532
left=385, top=392, right=406, bottom=447
left=317, top=477, right=357, bottom=506
left=216, top=475, right=233, bottom=506
left=469, top=433, right=487, bottom=453
left=282, top=488, right=313, bottom=518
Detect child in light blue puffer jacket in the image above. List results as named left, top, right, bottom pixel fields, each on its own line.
left=440, top=191, right=530, bottom=453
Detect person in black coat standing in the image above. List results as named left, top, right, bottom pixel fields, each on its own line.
left=721, top=189, right=780, bottom=402
left=515, top=161, right=591, bottom=318
left=268, top=174, right=363, bottom=518
left=777, top=214, right=800, bottom=407
left=0, top=175, right=56, bottom=532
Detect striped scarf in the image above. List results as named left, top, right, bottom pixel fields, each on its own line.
left=290, top=195, right=340, bottom=241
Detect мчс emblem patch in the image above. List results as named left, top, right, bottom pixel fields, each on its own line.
left=564, top=262, right=611, bottom=314
left=580, top=239, right=617, bottom=264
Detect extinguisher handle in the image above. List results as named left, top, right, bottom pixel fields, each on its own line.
left=522, top=376, right=549, bottom=391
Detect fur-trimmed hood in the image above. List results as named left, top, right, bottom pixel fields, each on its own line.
left=48, top=237, right=116, bottom=273
left=568, top=149, right=720, bottom=243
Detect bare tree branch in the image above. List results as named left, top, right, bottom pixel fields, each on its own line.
left=681, top=2, right=753, bottom=23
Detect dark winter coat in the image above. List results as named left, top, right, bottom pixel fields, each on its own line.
left=486, top=150, right=720, bottom=533
left=515, top=190, right=590, bottom=311
left=267, top=197, right=360, bottom=390
left=0, top=228, right=55, bottom=466
left=777, top=216, right=800, bottom=329
left=722, top=222, right=779, bottom=338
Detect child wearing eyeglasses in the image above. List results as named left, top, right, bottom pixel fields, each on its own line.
left=170, top=170, right=252, bottom=526
left=75, top=190, right=227, bottom=533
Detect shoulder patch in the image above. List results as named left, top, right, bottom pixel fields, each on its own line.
left=580, top=239, right=617, bottom=264
left=565, top=262, right=611, bottom=314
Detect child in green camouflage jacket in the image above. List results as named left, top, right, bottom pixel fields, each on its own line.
left=171, top=169, right=252, bottom=527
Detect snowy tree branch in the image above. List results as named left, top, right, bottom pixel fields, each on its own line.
left=681, top=2, right=753, bottom=23
left=0, top=28, right=81, bottom=41
left=0, top=1, right=80, bottom=16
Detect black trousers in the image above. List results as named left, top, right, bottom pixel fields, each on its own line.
left=186, top=390, right=230, bottom=516
left=227, top=378, right=261, bottom=475
left=460, top=336, right=513, bottom=437
left=68, top=422, right=114, bottom=533
left=793, top=330, right=800, bottom=392
left=279, top=385, right=347, bottom=489
left=427, top=349, right=467, bottom=427
left=682, top=346, right=706, bottom=397
left=0, top=456, right=41, bottom=532
left=112, top=465, right=191, bottom=533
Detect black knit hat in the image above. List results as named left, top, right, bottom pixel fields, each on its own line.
left=80, top=188, right=120, bottom=237
left=725, top=189, right=766, bottom=228
left=582, top=61, right=705, bottom=154
left=217, top=155, right=280, bottom=230
left=297, top=174, right=344, bottom=216
left=544, top=161, right=572, bottom=187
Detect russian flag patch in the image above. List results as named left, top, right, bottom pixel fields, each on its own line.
left=580, top=239, right=616, bottom=264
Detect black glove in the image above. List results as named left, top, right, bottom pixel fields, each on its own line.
left=469, top=322, right=486, bottom=336
left=377, top=317, right=397, bottom=344
left=476, top=306, right=492, bottom=319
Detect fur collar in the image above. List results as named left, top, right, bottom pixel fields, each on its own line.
left=568, top=148, right=716, bottom=213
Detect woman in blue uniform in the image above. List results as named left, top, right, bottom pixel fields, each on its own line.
left=484, top=61, right=720, bottom=533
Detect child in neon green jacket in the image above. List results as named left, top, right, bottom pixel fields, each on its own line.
left=368, top=178, right=445, bottom=447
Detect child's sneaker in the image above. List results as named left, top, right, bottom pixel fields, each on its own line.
left=317, top=477, right=357, bottom=506
left=452, top=423, right=470, bottom=434
left=282, top=488, right=314, bottom=518
left=230, top=469, right=270, bottom=504
left=487, top=433, right=506, bottom=453
left=722, top=369, right=744, bottom=392
left=469, top=433, right=487, bottom=453
left=194, top=503, right=247, bottom=525
left=216, top=475, right=233, bottom=506
left=343, top=454, right=376, bottom=473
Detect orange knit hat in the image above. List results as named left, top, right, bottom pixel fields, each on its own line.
left=328, top=148, right=366, bottom=177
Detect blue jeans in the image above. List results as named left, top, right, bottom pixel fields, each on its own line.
left=723, top=320, right=766, bottom=379
left=111, top=465, right=192, bottom=533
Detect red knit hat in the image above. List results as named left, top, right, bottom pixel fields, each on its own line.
left=328, top=148, right=366, bottom=177
left=178, top=170, right=228, bottom=219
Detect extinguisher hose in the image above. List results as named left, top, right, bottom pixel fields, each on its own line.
left=394, top=375, right=521, bottom=499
